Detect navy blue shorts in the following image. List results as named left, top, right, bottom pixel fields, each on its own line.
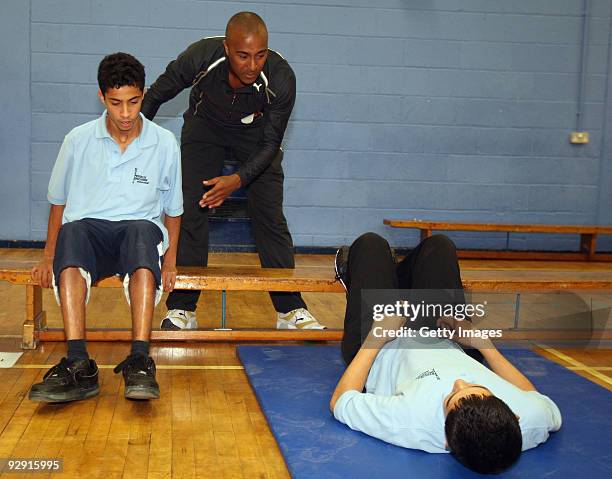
left=53, top=218, right=164, bottom=288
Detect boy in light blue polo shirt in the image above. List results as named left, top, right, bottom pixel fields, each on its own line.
left=29, top=52, right=183, bottom=403
left=331, top=233, right=562, bottom=475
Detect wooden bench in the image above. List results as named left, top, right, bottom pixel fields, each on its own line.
left=384, top=219, right=612, bottom=261
left=4, top=251, right=612, bottom=349
left=0, top=255, right=349, bottom=349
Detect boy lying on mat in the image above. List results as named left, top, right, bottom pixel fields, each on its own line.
left=330, top=233, right=562, bottom=475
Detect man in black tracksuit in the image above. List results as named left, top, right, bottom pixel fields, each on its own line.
left=141, top=12, right=325, bottom=330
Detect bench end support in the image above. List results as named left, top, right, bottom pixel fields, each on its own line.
left=22, top=284, right=46, bottom=350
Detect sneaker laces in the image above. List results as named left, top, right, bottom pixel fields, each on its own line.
left=42, top=357, right=78, bottom=385
left=113, top=354, right=153, bottom=376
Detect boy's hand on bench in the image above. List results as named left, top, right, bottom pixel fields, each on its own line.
left=31, top=257, right=54, bottom=288
left=161, top=261, right=177, bottom=292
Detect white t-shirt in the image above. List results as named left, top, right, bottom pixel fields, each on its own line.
left=333, top=337, right=562, bottom=453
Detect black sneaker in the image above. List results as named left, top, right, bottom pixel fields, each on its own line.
left=29, top=357, right=99, bottom=403
left=113, top=354, right=160, bottom=400
left=334, top=245, right=350, bottom=292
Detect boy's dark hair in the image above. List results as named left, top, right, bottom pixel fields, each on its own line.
left=445, top=394, right=522, bottom=474
left=97, top=52, right=145, bottom=96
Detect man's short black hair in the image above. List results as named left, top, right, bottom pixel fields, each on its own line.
left=445, top=394, right=522, bottom=474
left=97, top=52, right=145, bottom=96
left=225, top=11, right=267, bottom=39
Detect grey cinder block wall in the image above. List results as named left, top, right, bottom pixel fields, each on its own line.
left=2, top=0, right=612, bottom=250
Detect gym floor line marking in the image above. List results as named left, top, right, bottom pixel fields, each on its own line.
left=7, top=364, right=244, bottom=370
left=567, top=366, right=612, bottom=371
left=536, top=344, right=612, bottom=387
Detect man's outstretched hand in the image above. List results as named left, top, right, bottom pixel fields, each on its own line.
left=199, top=174, right=242, bottom=209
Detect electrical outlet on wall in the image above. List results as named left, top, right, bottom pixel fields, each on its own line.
left=570, top=132, right=589, bottom=144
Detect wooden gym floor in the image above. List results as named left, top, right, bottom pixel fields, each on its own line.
left=0, top=251, right=611, bottom=478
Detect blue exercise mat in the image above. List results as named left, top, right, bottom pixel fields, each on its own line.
left=237, top=345, right=612, bottom=478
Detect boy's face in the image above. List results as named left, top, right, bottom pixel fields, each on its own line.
left=443, top=379, right=492, bottom=415
left=98, top=85, right=144, bottom=134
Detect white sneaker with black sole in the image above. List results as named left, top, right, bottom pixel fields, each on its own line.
left=160, top=309, right=198, bottom=330
left=277, top=308, right=327, bottom=330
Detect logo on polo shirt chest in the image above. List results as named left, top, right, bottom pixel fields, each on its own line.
left=132, top=168, right=149, bottom=185
left=416, top=369, right=440, bottom=381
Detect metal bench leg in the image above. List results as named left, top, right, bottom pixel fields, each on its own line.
left=23, top=284, right=47, bottom=349
left=221, top=289, right=227, bottom=329
left=580, top=233, right=597, bottom=260
left=512, top=293, right=521, bottom=330
left=214, top=290, right=232, bottom=331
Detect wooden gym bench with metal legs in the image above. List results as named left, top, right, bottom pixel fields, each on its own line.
left=2, top=253, right=612, bottom=349
left=0, top=259, right=345, bottom=349
left=384, top=219, right=612, bottom=261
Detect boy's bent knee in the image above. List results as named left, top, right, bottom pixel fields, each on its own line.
left=123, top=268, right=162, bottom=306
left=55, top=267, right=92, bottom=306
left=351, top=232, right=389, bottom=252
left=422, top=234, right=457, bottom=255
left=129, top=267, right=155, bottom=282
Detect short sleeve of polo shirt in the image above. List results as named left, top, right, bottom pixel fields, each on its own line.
left=519, top=390, right=563, bottom=450
left=333, top=390, right=443, bottom=452
left=47, top=134, right=73, bottom=205
left=160, top=135, right=183, bottom=217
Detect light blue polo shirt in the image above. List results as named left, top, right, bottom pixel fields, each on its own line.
left=48, top=111, right=183, bottom=250
left=333, top=337, right=562, bottom=453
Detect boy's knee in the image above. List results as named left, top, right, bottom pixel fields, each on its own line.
left=129, top=267, right=155, bottom=282
left=123, top=268, right=162, bottom=307
left=55, top=267, right=92, bottom=305
left=351, top=232, right=390, bottom=253
left=423, top=234, right=457, bottom=255
left=59, top=266, right=85, bottom=281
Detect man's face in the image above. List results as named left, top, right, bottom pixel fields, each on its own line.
left=224, top=29, right=268, bottom=87
left=443, top=379, right=492, bottom=415
left=98, top=85, right=144, bottom=134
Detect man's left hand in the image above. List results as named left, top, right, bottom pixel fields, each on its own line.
left=199, top=174, right=242, bottom=208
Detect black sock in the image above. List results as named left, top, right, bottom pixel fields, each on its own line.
left=67, top=339, right=89, bottom=362
left=131, top=340, right=150, bottom=358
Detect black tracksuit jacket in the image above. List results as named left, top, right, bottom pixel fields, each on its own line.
left=141, top=36, right=296, bottom=186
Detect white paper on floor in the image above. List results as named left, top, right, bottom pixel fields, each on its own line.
left=0, top=352, right=23, bottom=368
